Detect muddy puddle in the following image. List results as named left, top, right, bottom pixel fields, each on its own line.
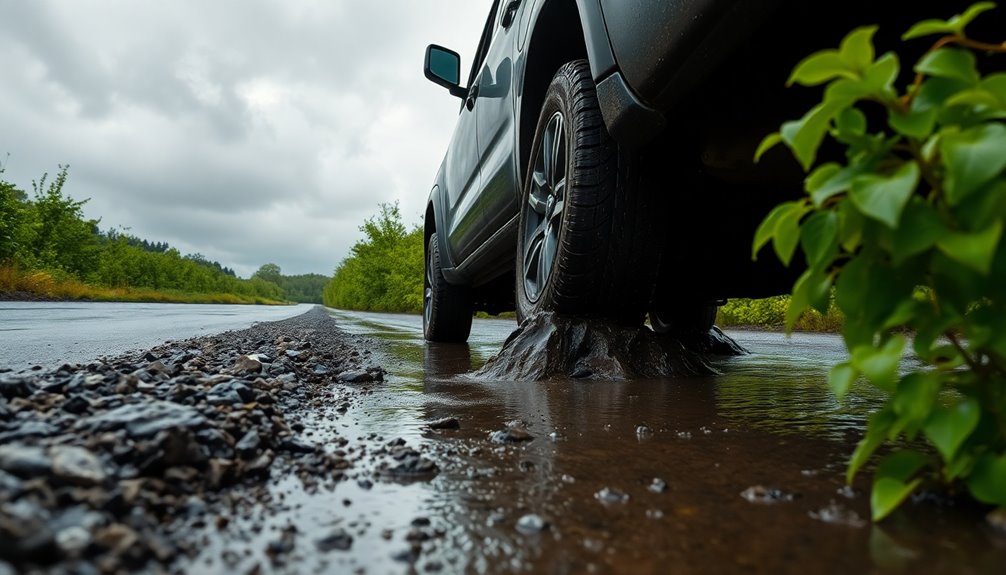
left=189, top=310, right=1004, bottom=574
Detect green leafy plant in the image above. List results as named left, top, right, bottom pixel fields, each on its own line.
left=754, top=2, right=1006, bottom=520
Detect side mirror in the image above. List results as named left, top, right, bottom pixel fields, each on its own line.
left=424, top=44, right=466, bottom=99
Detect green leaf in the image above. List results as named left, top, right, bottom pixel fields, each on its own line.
left=872, top=477, right=922, bottom=521
left=805, top=163, right=842, bottom=197
left=903, top=3, right=997, bottom=40
left=862, top=53, right=900, bottom=99
left=835, top=107, right=867, bottom=136
left=785, top=270, right=831, bottom=331
left=876, top=449, right=931, bottom=482
left=945, top=89, right=1006, bottom=111
left=981, top=73, right=1006, bottom=105
left=840, top=26, right=877, bottom=71
left=923, top=398, right=980, bottom=462
left=781, top=103, right=843, bottom=171
left=828, top=362, right=858, bottom=400
left=848, top=408, right=897, bottom=483
left=788, top=50, right=855, bottom=86
left=754, top=132, right=783, bottom=163
left=915, top=48, right=980, bottom=85
left=752, top=201, right=797, bottom=260
left=850, top=161, right=921, bottom=228
left=851, top=335, right=906, bottom=392
left=838, top=197, right=866, bottom=251
left=935, top=220, right=1004, bottom=275
left=888, top=107, right=937, bottom=139
left=773, top=203, right=809, bottom=266
left=891, top=373, right=940, bottom=428
left=967, top=453, right=1006, bottom=505
left=800, top=211, right=839, bottom=270
left=891, top=199, right=948, bottom=264
left=941, top=123, right=1006, bottom=205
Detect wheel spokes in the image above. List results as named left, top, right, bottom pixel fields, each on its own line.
left=522, top=111, right=567, bottom=304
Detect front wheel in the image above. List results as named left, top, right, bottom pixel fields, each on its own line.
left=423, top=233, right=472, bottom=342
left=515, top=59, right=660, bottom=324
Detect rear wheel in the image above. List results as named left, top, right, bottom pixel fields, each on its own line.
left=515, top=59, right=660, bottom=323
left=423, top=233, right=472, bottom=342
left=649, top=303, right=718, bottom=335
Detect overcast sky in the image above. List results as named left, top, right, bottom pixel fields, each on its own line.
left=0, top=0, right=489, bottom=277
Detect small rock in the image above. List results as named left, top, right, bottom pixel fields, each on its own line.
left=740, top=485, right=796, bottom=504
left=279, top=437, right=315, bottom=454
left=595, top=487, right=630, bottom=504
left=93, top=523, right=138, bottom=554
left=315, top=528, right=353, bottom=552
left=55, top=525, right=92, bottom=555
left=61, top=395, right=91, bottom=414
left=648, top=478, right=668, bottom=493
left=207, top=381, right=256, bottom=405
left=86, top=400, right=208, bottom=438
left=335, top=370, right=374, bottom=383
left=489, top=421, right=534, bottom=443
left=515, top=514, right=548, bottom=535
left=313, top=364, right=329, bottom=375
left=0, top=377, right=36, bottom=399
left=0, top=444, right=52, bottom=477
left=236, top=431, right=262, bottom=459
left=428, top=417, right=460, bottom=430
left=231, top=355, right=263, bottom=374
left=50, top=446, right=106, bottom=487
left=635, top=425, right=653, bottom=438
left=809, top=502, right=867, bottom=528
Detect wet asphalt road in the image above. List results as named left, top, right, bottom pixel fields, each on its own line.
left=0, top=302, right=312, bottom=372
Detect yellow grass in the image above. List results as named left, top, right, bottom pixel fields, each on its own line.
left=0, top=264, right=287, bottom=305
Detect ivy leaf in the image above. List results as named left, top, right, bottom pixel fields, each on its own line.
left=888, top=107, right=938, bottom=139
left=839, top=26, right=878, bottom=72
left=941, top=123, right=1006, bottom=205
left=935, top=220, right=1004, bottom=275
left=915, top=48, right=980, bottom=85
left=851, top=335, right=906, bottom=392
left=753, top=201, right=797, bottom=260
left=967, top=453, right=1006, bottom=505
left=754, top=132, right=783, bottom=162
left=872, top=477, right=922, bottom=521
left=828, top=362, right=858, bottom=400
left=903, top=2, right=997, bottom=40
left=876, top=449, right=931, bottom=482
left=891, top=199, right=948, bottom=264
left=800, top=211, right=839, bottom=270
left=848, top=408, right=897, bottom=483
left=850, top=161, right=921, bottom=228
left=923, top=398, right=980, bottom=463
left=788, top=51, right=856, bottom=86
left=781, top=102, right=844, bottom=171
left=773, top=202, right=809, bottom=266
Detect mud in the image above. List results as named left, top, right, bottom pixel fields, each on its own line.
left=475, top=312, right=746, bottom=380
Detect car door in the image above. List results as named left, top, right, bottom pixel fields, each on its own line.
left=474, top=0, right=520, bottom=242
left=442, top=0, right=502, bottom=265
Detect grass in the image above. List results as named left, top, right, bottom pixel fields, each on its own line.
left=0, top=264, right=288, bottom=305
left=716, top=295, right=844, bottom=332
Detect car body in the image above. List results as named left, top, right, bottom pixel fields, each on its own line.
left=421, top=0, right=968, bottom=341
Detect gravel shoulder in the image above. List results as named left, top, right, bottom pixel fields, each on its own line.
left=0, top=306, right=389, bottom=573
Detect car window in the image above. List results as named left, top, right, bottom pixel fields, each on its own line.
left=465, top=0, right=502, bottom=90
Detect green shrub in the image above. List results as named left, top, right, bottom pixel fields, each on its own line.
left=755, top=2, right=1006, bottom=520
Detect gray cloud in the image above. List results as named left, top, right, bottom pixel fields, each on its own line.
left=0, top=0, right=487, bottom=276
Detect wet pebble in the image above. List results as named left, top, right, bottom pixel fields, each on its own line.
left=0, top=377, right=36, bottom=399
left=427, top=417, right=460, bottom=430
left=648, top=478, right=668, bottom=493
left=231, top=355, right=263, bottom=374
left=635, top=425, right=653, bottom=438
left=489, top=421, right=534, bottom=443
left=50, top=446, right=106, bottom=487
left=595, top=487, right=630, bottom=504
left=86, top=400, right=208, bottom=438
left=315, top=528, right=353, bottom=552
left=515, top=514, right=548, bottom=535
left=207, top=381, right=255, bottom=405
left=809, top=502, right=867, bottom=528
left=0, top=444, right=52, bottom=477
left=740, top=485, right=797, bottom=504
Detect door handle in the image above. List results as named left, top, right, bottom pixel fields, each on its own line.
left=501, top=0, right=521, bottom=28
left=465, top=84, right=480, bottom=111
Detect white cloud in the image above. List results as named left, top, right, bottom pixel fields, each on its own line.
left=0, top=0, right=488, bottom=276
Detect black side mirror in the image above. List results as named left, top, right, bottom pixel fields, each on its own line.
left=424, top=44, right=466, bottom=99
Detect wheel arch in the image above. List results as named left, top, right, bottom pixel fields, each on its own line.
left=517, top=0, right=592, bottom=191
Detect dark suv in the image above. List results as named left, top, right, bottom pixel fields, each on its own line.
left=421, top=0, right=956, bottom=342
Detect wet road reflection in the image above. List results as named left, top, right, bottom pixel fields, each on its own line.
left=214, top=309, right=1004, bottom=574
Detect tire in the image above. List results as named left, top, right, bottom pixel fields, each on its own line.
left=515, top=59, right=660, bottom=324
left=649, top=303, right=718, bottom=335
left=423, top=233, right=473, bottom=342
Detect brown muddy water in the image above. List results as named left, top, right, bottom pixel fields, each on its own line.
left=192, top=310, right=1006, bottom=574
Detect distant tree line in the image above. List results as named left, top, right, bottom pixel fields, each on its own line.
left=323, top=203, right=423, bottom=313
left=0, top=163, right=327, bottom=302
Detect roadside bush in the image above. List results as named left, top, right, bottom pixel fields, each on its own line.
left=755, top=3, right=1006, bottom=520
left=717, top=295, right=843, bottom=332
